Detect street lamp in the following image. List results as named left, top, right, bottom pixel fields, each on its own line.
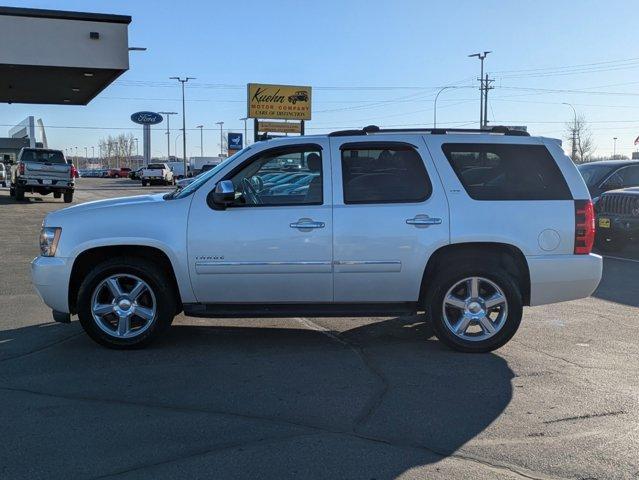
left=216, top=121, right=224, bottom=156
left=170, top=77, right=195, bottom=180
left=158, top=111, right=177, bottom=160
left=613, top=137, right=618, bottom=159
left=196, top=125, right=204, bottom=158
left=562, top=103, right=578, bottom=162
left=469, top=51, right=491, bottom=128
left=239, top=117, right=249, bottom=146
left=434, top=86, right=467, bottom=128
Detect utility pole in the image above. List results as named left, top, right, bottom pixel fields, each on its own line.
left=158, top=111, right=177, bottom=160
left=239, top=117, right=248, bottom=146
left=613, top=137, right=618, bottom=159
left=483, top=73, right=494, bottom=129
left=469, top=51, right=491, bottom=129
left=216, top=121, right=224, bottom=156
left=197, top=125, right=204, bottom=157
left=170, top=77, right=195, bottom=182
left=562, top=103, right=577, bottom=162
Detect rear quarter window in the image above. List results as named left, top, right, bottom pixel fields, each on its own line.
left=441, top=143, right=572, bottom=201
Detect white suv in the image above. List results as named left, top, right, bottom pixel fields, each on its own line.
left=31, top=126, right=602, bottom=352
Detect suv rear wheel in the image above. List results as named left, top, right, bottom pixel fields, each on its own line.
left=424, top=261, right=523, bottom=353
left=77, top=257, right=177, bottom=349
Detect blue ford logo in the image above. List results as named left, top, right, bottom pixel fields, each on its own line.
left=130, top=111, right=163, bottom=125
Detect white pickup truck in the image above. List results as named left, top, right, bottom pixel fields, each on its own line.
left=10, top=148, right=74, bottom=202
left=140, top=163, right=174, bottom=186
left=32, top=126, right=602, bottom=352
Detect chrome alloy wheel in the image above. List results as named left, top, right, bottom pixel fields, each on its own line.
left=91, top=274, right=157, bottom=339
left=442, top=276, right=508, bottom=342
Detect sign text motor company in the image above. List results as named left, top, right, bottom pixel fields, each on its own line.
left=247, top=83, right=312, bottom=120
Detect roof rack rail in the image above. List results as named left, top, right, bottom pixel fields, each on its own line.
left=328, top=125, right=530, bottom=137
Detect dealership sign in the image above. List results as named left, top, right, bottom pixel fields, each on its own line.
left=130, top=111, right=163, bottom=125
left=227, top=132, right=243, bottom=150
left=258, top=120, right=302, bottom=134
left=247, top=83, right=312, bottom=120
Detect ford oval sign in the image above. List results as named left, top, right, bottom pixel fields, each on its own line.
left=131, top=111, right=163, bottom=125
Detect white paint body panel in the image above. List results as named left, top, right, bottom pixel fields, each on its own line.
left=31, top=132, right=602, bottom=315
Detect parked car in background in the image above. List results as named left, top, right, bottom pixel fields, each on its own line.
left=577, top=160, right=639, bottom=205
left=167, top=161, right=192, bottom=180
left=0, top=162, right=7, bottom=187
left=107, top=167, right=132, bottom=178
left=128, top=168, right=143, bottom=180
left=32, top=126, right=601, bottom=352
left=595, top=187, right=639, bottom=252
left=140, top=163, right=174, bottom=186
left=10, top=148, right=74, bottom=202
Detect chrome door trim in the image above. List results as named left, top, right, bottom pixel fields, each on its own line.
left=196, top=261, right=332, bottom=267
left=195, top=260, right=333, bottom=275
left=333, top=260, right=402, bottom=273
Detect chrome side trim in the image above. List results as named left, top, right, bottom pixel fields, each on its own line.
left=333, top=260, right=401, bottom=266
left=196, top=261, right=332, bottom=267
left=194, top=260, right=333, bottom=275
left=333, top=260, right=402, bottom=273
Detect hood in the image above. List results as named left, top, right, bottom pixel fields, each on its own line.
left=45, top=193, right=166, bottom=224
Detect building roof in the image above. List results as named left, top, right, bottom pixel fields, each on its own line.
left=0, top=6, right=131, bottom=24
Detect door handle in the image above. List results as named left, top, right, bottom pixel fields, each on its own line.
left=406, top=216, right=442, bottom=226
left=290, top=219, right=325, bottom=229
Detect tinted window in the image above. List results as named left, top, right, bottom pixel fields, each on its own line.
left=620, top=166, right=639, bottom=187
left=20, top=150, right=66, bottom=164
left=442, top=143, right=572, bottom=201
left=227, top=146, right=322, bottom=206
left=147, top=164, right=165, bottom=169
left=341, top=145, right=431, bottom=204
left=578, top=163, right=615, bottom=187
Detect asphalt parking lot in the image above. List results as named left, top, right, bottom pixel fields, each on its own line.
left=1, top=178, right=638, bottom=480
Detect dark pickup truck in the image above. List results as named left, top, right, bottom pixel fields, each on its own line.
left=596, top=187, right=639, bottom=252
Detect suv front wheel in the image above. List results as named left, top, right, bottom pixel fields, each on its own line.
left=77, top=257, right=177, bottom=349
left=425, top=262, right=523, bottom=353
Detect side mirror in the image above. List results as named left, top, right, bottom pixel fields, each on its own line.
left=208, top=180, right=235, bottom=209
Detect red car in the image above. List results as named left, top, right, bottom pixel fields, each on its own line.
left=107, top=167, right=132, bottom=178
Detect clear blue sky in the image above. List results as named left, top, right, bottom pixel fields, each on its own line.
left=2, top=0, right=639, bottom=158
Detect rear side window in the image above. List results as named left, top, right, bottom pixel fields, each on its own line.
left=442, top=143, right=572, bottom=201
left=341, top=144, right=432, bottom=204
left=20, top=150, right=66, bottom=164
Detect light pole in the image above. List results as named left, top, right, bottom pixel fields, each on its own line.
left=216, top=121, right=224, bottom=156
left=433, top=86, right=458, bottom=128
left=562, top=103, right=577, bottom=162
left=170, top=77, right=195, bottom=180
left=158, top=111, right=177, bottom=160
left=613, top=137, right=618, bottom=159
left=469, top=51, right=491, bottom=128
left=196, top=125, right=204, bottom=157
left=239, top=117, right=248, bottom=146
left=91, top=146, right=95, bottom=161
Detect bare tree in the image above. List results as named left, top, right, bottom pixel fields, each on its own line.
left=565, top=114, right=595, bottom=164
left=98, top=133, right=136, bottom=168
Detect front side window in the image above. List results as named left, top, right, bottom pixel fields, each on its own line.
left=442, top=143, right=572, bottom=201
left=227, top=145, right=323, bottom=207
left=341, top=144, right=431, bottom=204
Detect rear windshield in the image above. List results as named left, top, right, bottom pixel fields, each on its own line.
left=147, top=164, right=165, bottom=169
left=21, top=150, right=66, bottom=164
left=442, top=143, right=572, bottom=201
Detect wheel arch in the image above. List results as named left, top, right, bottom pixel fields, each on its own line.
left=419, top=242, right=531, bottom=306
left=68, top=245, right=182, bottom=315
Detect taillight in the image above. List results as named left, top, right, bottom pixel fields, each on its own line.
left=19, top=163, right=24, bottom=175
left=574, top=199, right=595, bottom=254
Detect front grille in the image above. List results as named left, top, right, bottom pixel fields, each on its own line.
left=599, top=194, right=638, bottom=215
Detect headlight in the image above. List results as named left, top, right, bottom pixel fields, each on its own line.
left=39, top=227, right=61, bottom=257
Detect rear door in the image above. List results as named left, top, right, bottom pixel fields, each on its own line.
left=330, top=135, right=450, bottom=303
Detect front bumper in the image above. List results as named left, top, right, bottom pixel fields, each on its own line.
left=596, top=214, right=639, bottom=240
left=31, top=256, right=73, bottom=313
left=527, top=253, right=602, bottom=306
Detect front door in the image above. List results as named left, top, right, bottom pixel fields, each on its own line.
left=187, top=141, right=333, bottom=303
left=330, top=136, right=450, bottom=303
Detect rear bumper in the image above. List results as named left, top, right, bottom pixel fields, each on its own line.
left=596, top=215, right=639, bottom=240
left=17, top=178, right=74, bottom=190
left=527, top=253, right=602, bottom=306
left=31, top=256, right=72, bottom=313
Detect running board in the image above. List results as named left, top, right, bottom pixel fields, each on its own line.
left=183, top=302, right=418, bottom=318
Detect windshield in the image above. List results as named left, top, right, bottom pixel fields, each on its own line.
left=20, top=150, right=66, bottom=164
left=577, top=163, right=615, bottom=187
left=147, top=164, right=165, bottom=169
left=170, top=147, right=251, bottom=199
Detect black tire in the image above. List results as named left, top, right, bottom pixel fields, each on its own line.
left=77, top=256, right=177, bottom=349
left=141, top=181, right=147, bottom=187
left=53, top=192, right=61, bottom=199
left=9, top=185, right=15, bottom=197
left=424, top=260, right=523, bottom=353
left=15, top=186, right=25, bottom=201
left=63, top=191, right=73, bottom=203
